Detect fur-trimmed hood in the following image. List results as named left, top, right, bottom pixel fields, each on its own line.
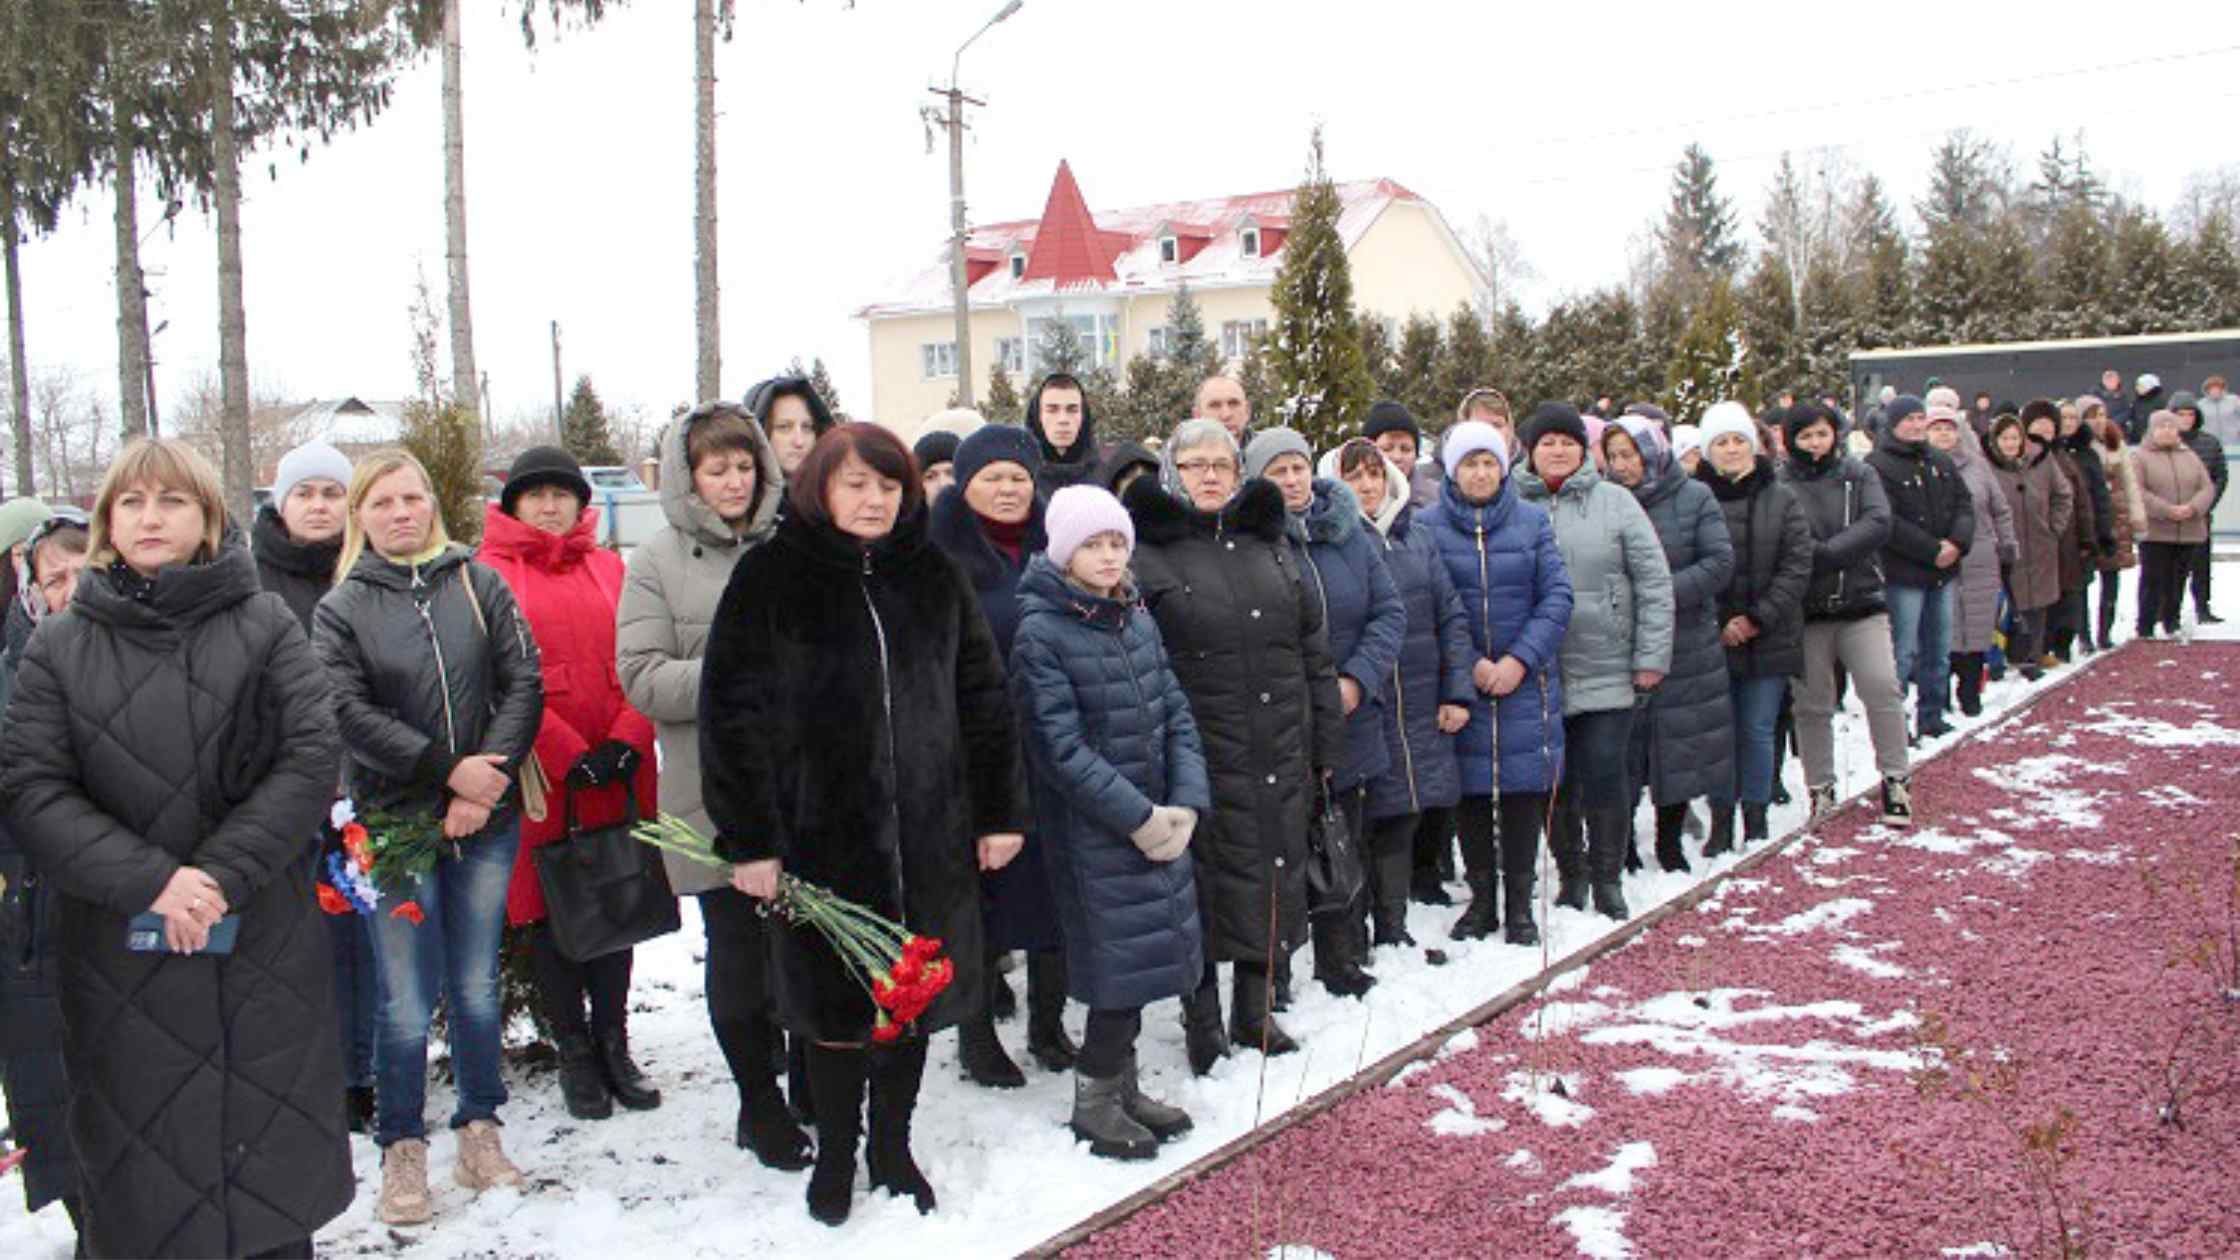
left=1291, top=476, right=1365, bottom=546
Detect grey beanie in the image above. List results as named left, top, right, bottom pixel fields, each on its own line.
left=1243, top=426, right=1315, bottom=481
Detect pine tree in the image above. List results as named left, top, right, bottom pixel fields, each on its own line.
left=560, top=374, right=622, bottom=464
left=1034, top=312, right=1088, bottom=377
left=1234, top=334, right=1278, bottom=427
left=1106, top=353, right=1163, bottom=443
left=2174, top=210, right=2240, bottom=329
left=1393, top=312, right=1444, bottom=429
left=1662, top=276, right=1753, bottom=423
left=403, top=398, right=484, bottom=544
left=1264, top=126, right=1374, bottom=449
left=1918, top=130, right=2009, bottom=234
left=1435, top=303, right=1496, bottom=420
left=1796, top=250, right=1856, bottom=399
left=2042, top=201, right=2114, bottom=339
left=1913, top=217, right=1978, bottom=345
left=1658, top=142, right=1742, bottom=286
left=985, top=364, right=1021, bottom=422
left=1360, top=313, right=1400, bottom=402
left=1486, top=302, right=1534, bottom=408
left=1968, top=215, right=2038, bottom=343
left=1740, top=252, right=1802, bottom=397
left=808, top=356, right=842, bottom=418
left=1166, top=281, right=1217, bottom=380
left=2106, top=208, right=2182, bottom=334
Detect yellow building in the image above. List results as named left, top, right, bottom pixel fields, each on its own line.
left=858, top=160, right=1484, bottom=428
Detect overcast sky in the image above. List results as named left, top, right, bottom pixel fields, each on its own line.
left=16, top=0, right=2239, bottom=436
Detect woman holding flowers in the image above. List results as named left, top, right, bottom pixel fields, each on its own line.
left=701, top=424, right=1028, bottom=1227
left=311, top=449, right=543, bottom=1226
left=2, top=439, right=351, bottom=1258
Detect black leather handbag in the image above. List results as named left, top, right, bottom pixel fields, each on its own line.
left=1302, top=779, right=1365, bottom=918
left=533, top=789, right=680, bottom=961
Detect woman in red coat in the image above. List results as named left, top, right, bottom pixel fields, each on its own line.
left=480, top=446, right=662, bottom=1121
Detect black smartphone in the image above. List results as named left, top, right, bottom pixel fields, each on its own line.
left=125, top=912, right=241, bottom=955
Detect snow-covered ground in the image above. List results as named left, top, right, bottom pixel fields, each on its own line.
left=4, top=561, right=2235, bottom=1258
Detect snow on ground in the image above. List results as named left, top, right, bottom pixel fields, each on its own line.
left=3, top=562, right=2235, bottom=1258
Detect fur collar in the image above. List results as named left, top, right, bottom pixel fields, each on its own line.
left=1294, top=477, right=1363, bottom=546
left=774, top=501, right=932, bottom=574
left=1124, top=475, right=1287, bottom=546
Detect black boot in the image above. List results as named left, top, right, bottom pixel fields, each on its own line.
left=346, top=1085, right=376, bottom=1135
left=1311, top=912, right=1375, bottom=998
left=1953, top=652, right=1983, bottom=718
left=1587, top=803, right=1629, bottom=922
left=714, top=1014, right=812, bottom=1169
left=1230, top=966, right=1298, bottom=1057
left=866, top=1038, right=936, bottom=1214
left=987, top=950, right=1017, bottom=1022
left=786, top=1035, right=813, bottom=1125
left=1622, top=806, right=1645, bottom=874
left=1702, top=803, right=1736, bottom=858
left=956, top=1013, right=1024, bottom=1089
left=1179, top=980, right=1229, bottom=1077
left=1742, top=803, right=1770, bottom=845
left=1551, top=798, right=1588, bottom=911
left=1371, top=828, right=1417, bottom=947
left=1271, top=954, right=1293, bottom=1013
left=1653, top=804, right=1691, bottom=873
left=1450, top=807, right=1500, bottom=940
left=1410, top=864, right=1454, bottom=906
left=804, top=1045, right=869, bottom=1226
left=556, top=1033, right=614, bottom=1120
left=1499, top=817, right=1539, bottom=946
left=1025, top=951, right=1079, bottom=1073
left=596, top=1026, right=662, bottom=1111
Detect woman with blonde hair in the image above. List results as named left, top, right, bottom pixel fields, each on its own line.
left=311, top=448, right=544, bottom=1226
left=4, top=438, right=352, bottom=1258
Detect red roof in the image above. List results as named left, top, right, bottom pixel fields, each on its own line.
left=1020, top=161, right=1130, bottom=287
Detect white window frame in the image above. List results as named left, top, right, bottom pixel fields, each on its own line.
left=1219, top=318, right=1268, bottom=361
left=994, top=336, right=1025, bottom=374
left=1241, top=227, right=1261, bottom=258
left=920, top=341, right=958, bottom=380
left=1027, top=312, right=1122, bottom=374
left=1146, top=325, right=1170, bottom=359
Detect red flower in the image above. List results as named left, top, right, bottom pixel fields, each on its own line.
left=892, top=952, right=924, bottom=988
left=317, top=884, right=354, bottom=916
left=902, top=935, right=943, bottom=964
left=390, top=900, right=426, bottom=925
left=871, top=1012, right=902, bottom=1044
left=341, top=822, right=373, bottom=870
left=872, top=974, right=900, bottom=1012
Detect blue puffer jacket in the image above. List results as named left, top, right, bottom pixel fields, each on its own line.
left=1008, top=556, right=1211, bottom=1010
left=1418, top=474, right=1573, bottom=796
left=1285, top=478, right=1406, bottom=794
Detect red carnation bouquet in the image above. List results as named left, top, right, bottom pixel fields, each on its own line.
left=636, top=814, right=953, bottom=1042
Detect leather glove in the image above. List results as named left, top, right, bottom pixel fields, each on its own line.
left=1140, top=805, right=1196, bottom=863
left=567, top=740, right=640, bottom=788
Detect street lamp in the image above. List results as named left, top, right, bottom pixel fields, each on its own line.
left=933, top=0, right=1022, bottom=411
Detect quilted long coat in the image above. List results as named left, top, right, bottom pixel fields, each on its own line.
left=1, top=543, right=351, bottom=1259
left=1008, top=555, right=1211, bottom=1009
left=1622, top=453, right=1736, bottom=806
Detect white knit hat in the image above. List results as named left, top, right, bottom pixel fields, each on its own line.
left=1671, top=425, right=1703, bottom=461
left=272, top=439, right=353, bottom=506
left=1697, top=401, right=1760, bottom=455
left=1043, top=485, right=1134, bottom=571
left=1440, top=420, right=1511, bottom=479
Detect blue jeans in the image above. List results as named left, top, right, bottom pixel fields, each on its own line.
left=1717, top=675, right=1788, bottom=807
left=1885, top=582, right=1953, bottom=724
left=370, top=815, right=517, bottom=1147
left=327, top=910, right=378, bottom=1088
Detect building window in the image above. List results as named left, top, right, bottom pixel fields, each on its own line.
left=1010, top=253, right=1026, bottom=278
left=1027, top=313, right=1122, bottom=374
left=1159, top=236, right=1178, bottom=264
left=995, top=337, right=1025, bottom=374
left=1219, top=318, right=1268, bottom=361
left=920, top=341, right=958, bottom=379
left=1146, top=326, right=1170, bottom=359
left=1241, top=228, right=1260, bottom=258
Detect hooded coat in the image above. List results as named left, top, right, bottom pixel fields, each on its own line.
left=1865, top=427, right=1976, bottom=590
left=1516, top=461, right=1675, bottom=717
left=1024, top=374, right=1105, bottom=495
left=1095, top=441, right=1160, bottom=497
left=2, top=545, right=351, bottom=1259
left=311, top=545, right=543, bottom=823
left=249, top=503, right=341, bottom=632
left=616, top=411, right=782, bottom=897
left=1617, top=435, right=1736, bottom=806
left=1781, top=425, right=1893, bottom=622
left=1008, top=556, right=1211, bottom=1010
left=1318, top=450, right=1474, bottom=822
left=478, top=504, right=660, bottom=926
left=1987, top=420, right=2076, bottom=612
left=1417, top=474, right=1572, bottom=796
left=2094, top=438, right=2148, bottom=570
left=1122, top=477, right=1342, bottom=963
left=927, top=481, right=1060, bottom=951
left=700, top=505, right=1028, bottom=1041
left=746, top=375, right=840, bottom=438
left=2172, top=394, right=2230, bottom=509
left=1697, top=456, right=1814, bottom=679
left=1283, top=478, right=1406, bottom=795
left=1945, top=425, right=2020, bottom=654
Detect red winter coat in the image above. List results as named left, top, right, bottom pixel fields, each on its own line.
left=479, top=503, right=658, bottom=926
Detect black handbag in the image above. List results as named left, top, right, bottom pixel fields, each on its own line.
left=533, top=788, right=680, bottom=961
left=1302, top=779, right=1365, bottom=918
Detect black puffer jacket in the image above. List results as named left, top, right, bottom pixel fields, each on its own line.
left=701, top=507, right=1028, bottom=1041
left=1699, top=457, right=1815, bottom=679
left=1866, top=429, right=1975, bottom=589
left=1123, top=477, right=1343, bottom=963
left=311, top=545, right=543, bottom=821
left=1781, top=439, right=1893, bottom=621
left=1, top=611, right=73, bottom=1216
left=1, top=544, right=350, bottom=1258
left=250, top=504, right=341, bottom=632
left=1626, top=463, right=1735, bottom=807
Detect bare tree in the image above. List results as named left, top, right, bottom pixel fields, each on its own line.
left=1462, top=212, right=1534, bottom=329
left=2174, top=164, right=2240, bottom=243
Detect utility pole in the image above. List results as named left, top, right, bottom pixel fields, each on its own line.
left=550, top=321, right=564, bottom=442
left=922, top=1, right=1023, bottom=411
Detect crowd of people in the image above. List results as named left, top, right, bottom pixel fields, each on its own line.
left=0, top=359, right=2226, bottom=1254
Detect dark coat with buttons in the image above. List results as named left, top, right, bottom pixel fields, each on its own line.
left=1625, top=463, right=1736, bottom=806
left=1123, top=477, right=1343, bottom=964
left=1009, top=556, right=1211, bottom=1009
left=1284, top=478, right=1406, bottom=794
left=2, top=544, right=352, bottom=1259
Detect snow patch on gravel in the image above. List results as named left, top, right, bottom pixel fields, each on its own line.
left=1554, top=1204, right=1636, bottom=1259
left=1425, top=1083, right=1506, bottom=1136
left=1561, top=1141, right=1657, bottom=1196
left=1771, top=1104, right=1821, bottom=1122
left=1266, top=1246, right=1337, bottom=1260
left=1504, top=1072, right=1596, bottom=1127
left=2072, top=704, right=2240, bottom=746
left=1616, top=1066, right=1689, bottom=1095
left=1758, top=897, right=1874, bottom=937
left=1832, top=942, right=1907, bottom=978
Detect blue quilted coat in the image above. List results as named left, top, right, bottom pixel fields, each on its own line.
left=1284, top=479, right=1406, bottom=794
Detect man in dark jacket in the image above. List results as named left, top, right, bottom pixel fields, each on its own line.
left=1866, top=396, right=1975, bottom=739
left=1026, top=372, right=1105, bottom=494
left=2126, top=373, right=2168, bottom=446
left=2169, top=390, right=2228, bottom=622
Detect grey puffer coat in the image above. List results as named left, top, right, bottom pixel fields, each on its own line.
left=1516, top=462, right=1675, bottom=716
left=617, top=413, right=782, bottom=895
left=1947, top=425, right=2019, bottom=654
left=1623, top=456, right=1735, bottom=806
left=1009, top=556, right=1211, bottom=1010
left=3, top=544, right=351, bottom=1259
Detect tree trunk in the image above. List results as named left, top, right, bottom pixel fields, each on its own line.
left=442, top=0, right=478, bottom=419
left=212, top=16, right=254, bottom=524
left=111, top=113, right=152, bottom=438
left=3, top=173, right=34, bottom=497
left=692, top=0, right=719, bottom=402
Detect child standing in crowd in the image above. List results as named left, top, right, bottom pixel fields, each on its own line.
left=1009, top=485, right=1209, bottom=1161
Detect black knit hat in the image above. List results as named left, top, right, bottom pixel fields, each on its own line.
left=951, top=424, right=1043, bottom=491
left=501, top=445, right=590, bottom=516
left=1362, top=399, right=1420, bottom=443
left=913, top=429, right=963, bottom=471
left=1885, top=394, right=1926, bottom=425
left=1519, top=401, right=1589, bottom=455
left=2019, top=398, right=2062, bottom=430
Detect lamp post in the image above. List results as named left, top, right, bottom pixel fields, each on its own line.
left=929, top=0, right=1022, bottom=411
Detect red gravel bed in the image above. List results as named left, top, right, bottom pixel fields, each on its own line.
left=1066, top=644, right=2240, bottom=1259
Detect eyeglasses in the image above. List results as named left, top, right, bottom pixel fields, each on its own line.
left=1175, top=459, right=1235, bottom=477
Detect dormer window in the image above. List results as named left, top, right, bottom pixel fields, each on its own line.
left=1009, top=253, right=1026, bottom=279
left=1159, top=235, right=1178, bottom=264
left=1241, top=228, right=1261, bottom=258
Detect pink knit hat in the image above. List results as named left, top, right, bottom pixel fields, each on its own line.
left=1044, top=485, right=1134, bottom=570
